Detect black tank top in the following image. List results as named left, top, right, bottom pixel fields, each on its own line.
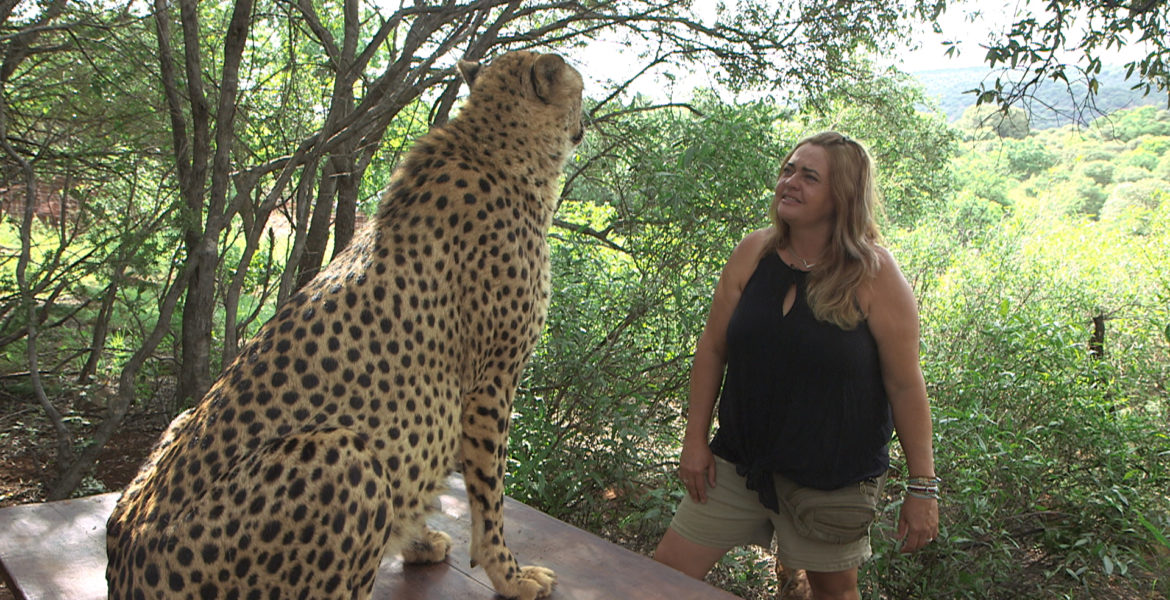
left=709, top=251, right=892, bottom=512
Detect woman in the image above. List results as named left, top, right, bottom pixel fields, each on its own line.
left=653, top=132, right=938, bottom=600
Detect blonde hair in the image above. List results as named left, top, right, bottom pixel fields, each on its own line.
left=766, top=131, right=882, bottom=329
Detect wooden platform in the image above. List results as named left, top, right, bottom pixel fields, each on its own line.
left=0, top=475, right=739, bottom=599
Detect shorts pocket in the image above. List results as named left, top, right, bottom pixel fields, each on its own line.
left=776, top=475, right=883, bottom=544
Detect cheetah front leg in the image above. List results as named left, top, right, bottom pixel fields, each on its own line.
left=461, top=391, right=555, bottom=600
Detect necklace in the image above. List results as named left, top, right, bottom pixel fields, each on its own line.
left=790, top=247, right=820, bottom=270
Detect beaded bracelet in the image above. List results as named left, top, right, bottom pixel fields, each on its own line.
left=905, top=476, right=942, bottom=500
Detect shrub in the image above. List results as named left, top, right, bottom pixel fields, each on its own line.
left=861, top=208, right=1170, bottom=599
left=1101, top=179, right=1170, bottom=224
left=1005, top=138, right=1059, bottom=176
left=1078, top=160, right=1114, bottom=185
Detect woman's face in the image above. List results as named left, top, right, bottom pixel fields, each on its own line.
left=774, top=143, right=835, bottom=229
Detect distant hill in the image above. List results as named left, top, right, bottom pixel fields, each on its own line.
left=910, top=64, right=1164, bottom=129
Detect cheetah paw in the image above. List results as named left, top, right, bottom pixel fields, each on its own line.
left=401, top=529, right=453, bottom=564
left=504, top=565, right=556, bottom=600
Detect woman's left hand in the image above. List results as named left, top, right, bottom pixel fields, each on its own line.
left=897, top=495, right=939, bottom=553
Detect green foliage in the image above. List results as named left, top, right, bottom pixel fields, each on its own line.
left=709, top=547, right=777, bottom=597
left=1102, top=179, right=1170, bottom=223
left=912, top=65, right=1161, bottom=129
left=1157, top=154, right=1170, bottom=180
left=863, top=194, right=1170, bottom=599
left=509, top=94, right=1170, bottom=600
left=1115, top=164, right=1153, bottom=183
left=1079, top=160, right=1114, bottom=185
left=968, top=2, right=1170, bottom=117
left=1092, top=106, right=1170, bottom=142
left=796, top=66, right=958, bottom=228
left=1073, top=177, right=1109, bottom=218
left=514, top=100, right=1170, bottom=599
left=1027, top=170, right=1109, bottom=218
left=1118, top=148, right=1161, bottom=172
left=1004, top=138, right=1059, bottom=177
left=957, top=105, right=1031, bottom=140
left=1135, top=136, right=1170, bottom=157
left=507, top=95, right=788, bottom=535
left=699, top=0, right=944, bottom=96
left=951, top=143, right=1013, bottom=207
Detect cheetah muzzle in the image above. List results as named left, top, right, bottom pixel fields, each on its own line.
left=105, top=50, right=585, bottom=600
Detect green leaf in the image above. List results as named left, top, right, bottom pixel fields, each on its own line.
left=1135, top=512, right=1170, bottom=550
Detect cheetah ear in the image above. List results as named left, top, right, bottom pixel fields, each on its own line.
left=531, top=54, right=567, bottom=104
left=457, top=59, right=481, bottom=87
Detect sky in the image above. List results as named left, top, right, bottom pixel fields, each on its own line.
left=574, top=0, right=1153, bottom=101
left=573, top=1, right=1002, bottom=101
left=891, top=4, right=1010, bottom=72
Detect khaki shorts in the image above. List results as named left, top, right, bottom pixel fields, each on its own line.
left=669, top=456, right=885, bottom=573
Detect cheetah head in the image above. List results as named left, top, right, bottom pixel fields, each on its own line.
left=458, top=51, right=585, bottom=151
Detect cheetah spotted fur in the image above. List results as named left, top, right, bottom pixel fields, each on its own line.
left=105, top=50, right=584, bottom=600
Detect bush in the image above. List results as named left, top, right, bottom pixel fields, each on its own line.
left=958, top=105, right=1031, bottom=140
left=1118, top=149, right=1160, bottom=171
left=1036, top=172, right=1108, bottom=217
left=1101, top=179, right=1170, bottom=224
left=1156, top=154, right=1170, bottom=180
left=1114, top=165, right=1152, bottom=183
left=861, top=209, right=1170, bottom=599
left=1005, top=138, right=1059, bottom=176
left=1092, top=106, right=1170, bottom=141
left=1079, top=160, right=1114, bottom=185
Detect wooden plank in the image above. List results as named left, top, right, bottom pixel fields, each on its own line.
left=0, top=494, right=114, bottom=600
left=412, top=477, right=742, bottom=600
left=0, top=476, right=739, bottom=600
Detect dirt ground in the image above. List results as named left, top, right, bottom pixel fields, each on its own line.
left=0, top=387, right=169, bottom=600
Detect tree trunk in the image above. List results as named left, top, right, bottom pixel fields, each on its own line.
left=169, top=0, right=213, bottom=406
left=171, top=0, right=253, bottom=405
left=295, top=159, right=340, bottom=289
left=293, top=0, right=358, bottom=287
left=78, top=273, right=122, bottom=386
left=178, top=240, right=216, bottom=404
left=332, top=160, right=359, bottom=257
left=1089, top=312, right=1106, bottom=359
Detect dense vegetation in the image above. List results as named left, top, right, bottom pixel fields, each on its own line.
left=2, top=1, right=1169, bottom=599
left=500, top=96, right=1170, bottom=598
left=865, top=105, right=1170, bottom=599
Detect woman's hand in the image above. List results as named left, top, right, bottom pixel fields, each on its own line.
left=678, top=439, right=717, bottom=503
left=897, top=495, right=939, bottom=553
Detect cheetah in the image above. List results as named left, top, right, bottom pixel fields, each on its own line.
left=105, top=50, right=585, bottom=600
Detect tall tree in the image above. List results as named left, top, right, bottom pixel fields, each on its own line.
left=22, top=0, right=1154, bottom=500
left=1, top=1, right=184, bottom=498
left=157, top=0, right=944, bottom=405
left=155, top=0, right=255, bottom=405
left=0, top=0, right=947, bottom=498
